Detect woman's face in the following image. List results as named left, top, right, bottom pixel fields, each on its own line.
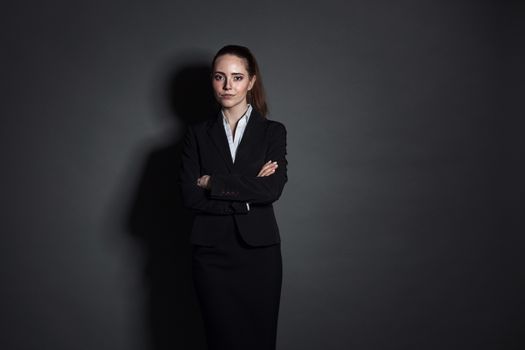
left=212, top=54, right=256, bottom=110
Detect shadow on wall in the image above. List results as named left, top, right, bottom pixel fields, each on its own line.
left=125, top=58, right=217, bottom=350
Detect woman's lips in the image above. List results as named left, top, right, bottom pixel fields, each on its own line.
left=221, top=94, right=234, bottom=99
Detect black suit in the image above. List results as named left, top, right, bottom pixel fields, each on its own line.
left=179, top=107, right=287, bottom=350
left=179, top=107, right=288, bottom=247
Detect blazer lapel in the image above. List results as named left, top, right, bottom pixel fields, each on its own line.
left=208, top=110, right=234, bottom=172
left=207, top=108, right=267, bottom=173
left=233, top=109, right=266, bottom=171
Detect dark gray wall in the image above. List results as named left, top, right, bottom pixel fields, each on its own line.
left=1, top=1, right=523, bottom=349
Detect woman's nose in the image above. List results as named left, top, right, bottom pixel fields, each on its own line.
left=223, top=78, right=231, bottom=90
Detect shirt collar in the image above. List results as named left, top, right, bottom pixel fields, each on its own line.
left=221, top=104, right=253, bottom=125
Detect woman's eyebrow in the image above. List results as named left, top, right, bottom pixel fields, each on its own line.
left=213, top=71, right=244, bottom=76
left=214, top=71, right=244, bottom=75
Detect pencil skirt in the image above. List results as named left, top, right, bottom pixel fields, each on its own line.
left=191, top=216, right=283, bottom=350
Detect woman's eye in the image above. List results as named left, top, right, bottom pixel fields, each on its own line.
left=214, top=75, right=223, bottom=81
left=234, top=76, right=243, bottom=81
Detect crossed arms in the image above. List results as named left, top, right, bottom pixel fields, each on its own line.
left=179, top=123, right=288, bottom=215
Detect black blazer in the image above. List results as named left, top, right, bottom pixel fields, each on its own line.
left=179, top=108, right=288, bottom=247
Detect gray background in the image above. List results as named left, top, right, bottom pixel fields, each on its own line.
left=1, top=1, right=523, bottom=349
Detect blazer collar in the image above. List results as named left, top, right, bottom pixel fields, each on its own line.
left=207, top=108, right=267, bottom=173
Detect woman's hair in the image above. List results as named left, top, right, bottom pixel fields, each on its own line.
left=212, top=45, right=268, bottom=117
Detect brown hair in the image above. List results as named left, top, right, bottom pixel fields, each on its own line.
left=212, top=45, right=268, bottom=117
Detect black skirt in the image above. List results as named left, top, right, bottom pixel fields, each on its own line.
left=191, top=216, right=283, bottom=350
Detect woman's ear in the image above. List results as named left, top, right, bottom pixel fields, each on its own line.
left=248, top=75, right=256, bottom=90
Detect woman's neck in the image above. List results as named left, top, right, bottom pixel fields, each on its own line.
left=222, top=102, right=250, bottom=125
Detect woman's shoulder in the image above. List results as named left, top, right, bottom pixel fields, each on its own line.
left=265, top=118, right=287, bottom=133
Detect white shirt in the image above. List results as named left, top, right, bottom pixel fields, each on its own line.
left=221, top=104, right=253, bottom=211
left=221, top=104, right=252, bottom=163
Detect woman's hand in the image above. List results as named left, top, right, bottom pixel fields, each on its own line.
left=196, top=175, right=211, bottom=190
left=257, top=160, right=278, bottom=177
left=196, top=161, right=277, bottom=189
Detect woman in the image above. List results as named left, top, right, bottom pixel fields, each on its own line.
left=179, top=44, right=288, bottom=350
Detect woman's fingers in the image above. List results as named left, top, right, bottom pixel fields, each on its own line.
left=258, top=169, right=271, bottom=177
left=259, top=168, right=275, bottom=177
left=196, top=175, right=211, bottom=188
left=257, top=161, right=273, bottom=176
left=257, top=161, right=278, bottom=177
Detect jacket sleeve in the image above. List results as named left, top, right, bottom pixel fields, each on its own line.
left=179, top=124, right=249, bottom=215
left=208, top=122, right=288, bottom=205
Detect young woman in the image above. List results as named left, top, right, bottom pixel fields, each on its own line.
left=179, top=45, right=288, bottom=350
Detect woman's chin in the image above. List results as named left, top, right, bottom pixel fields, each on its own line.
left=219, top=100, right=242, bottom=109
